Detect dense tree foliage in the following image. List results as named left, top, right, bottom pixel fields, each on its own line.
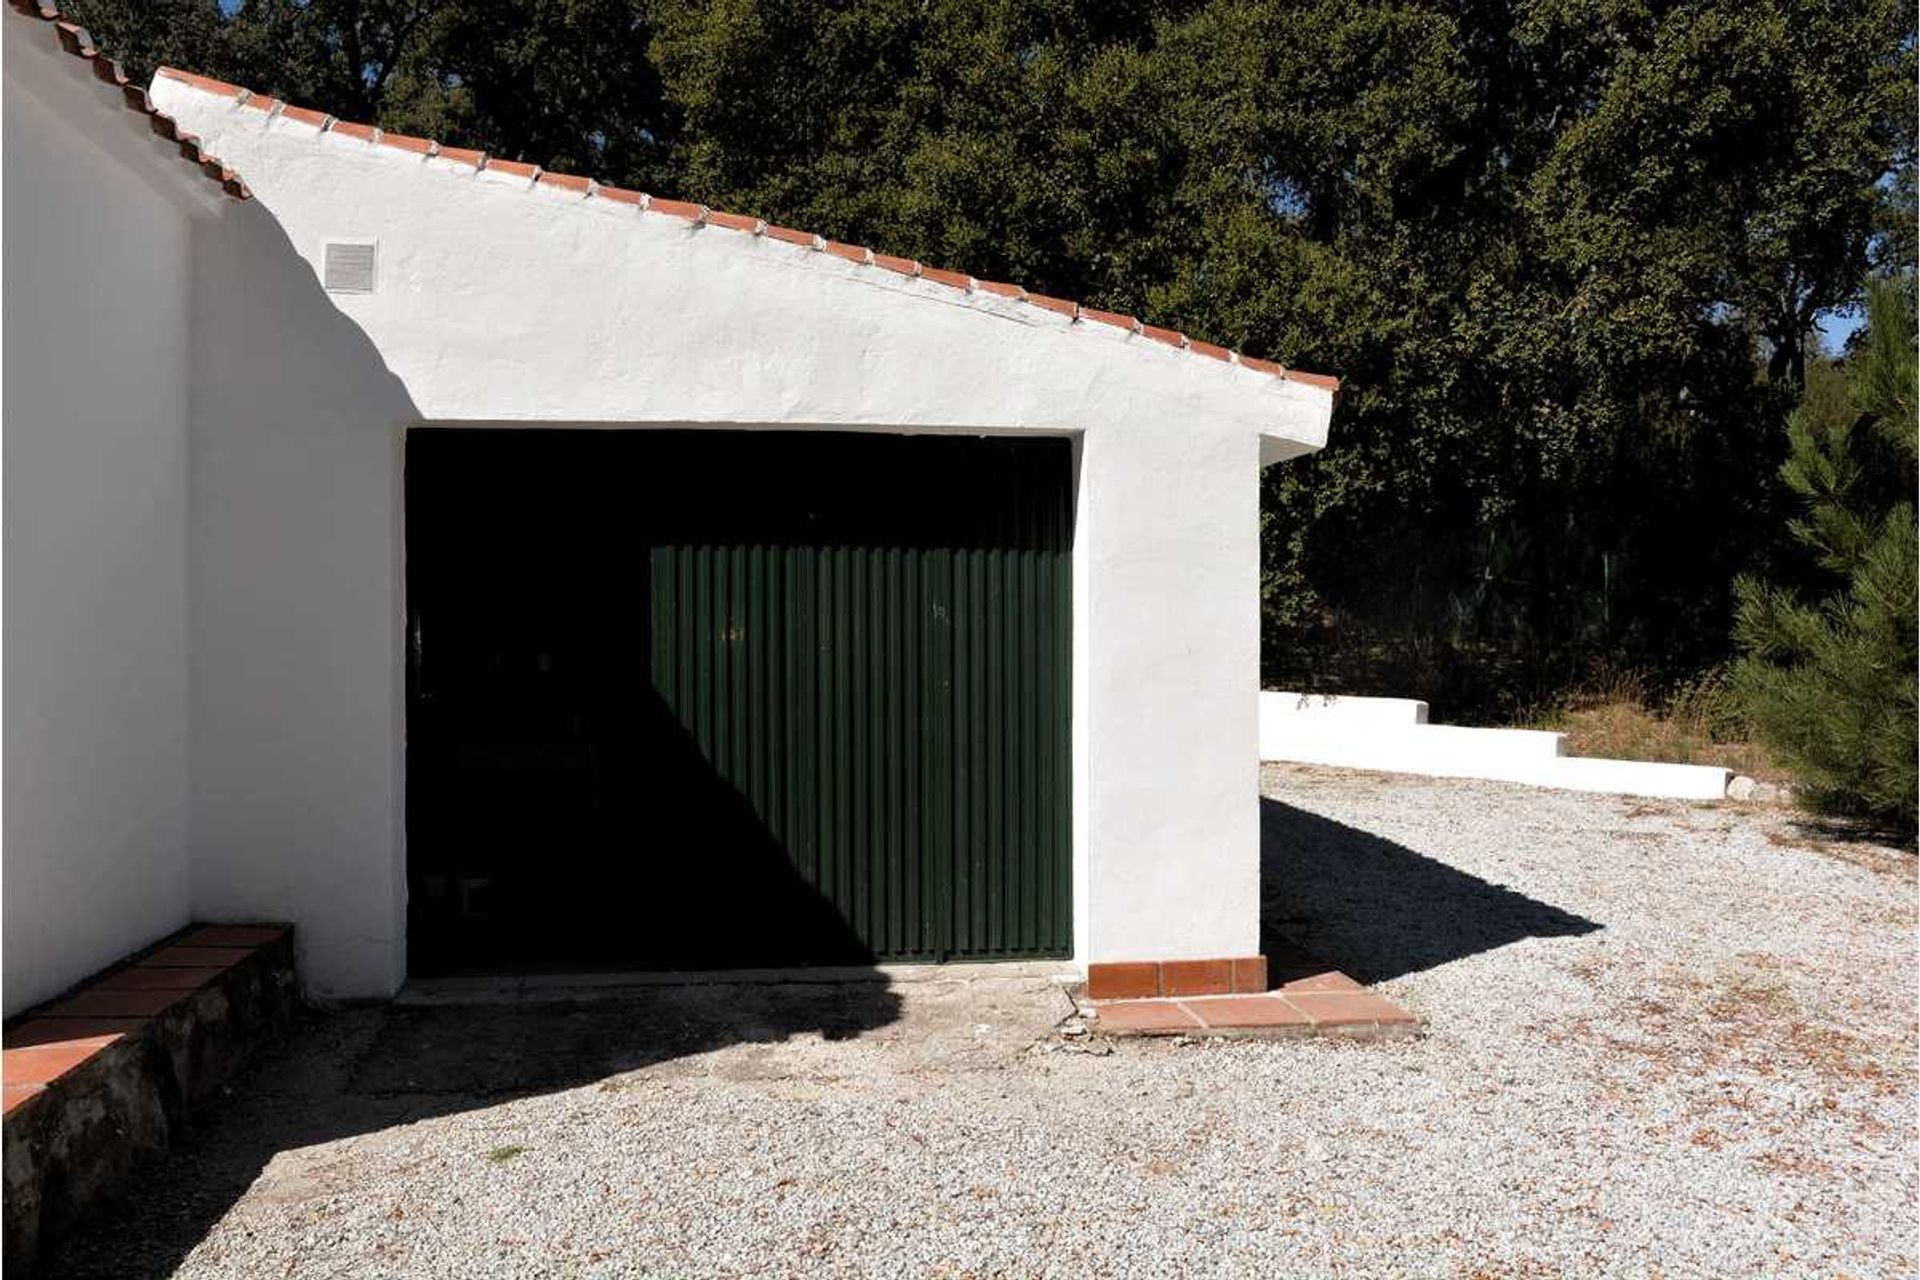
left=1733, top=276, right=1917, bottom=833
left=66, top=0, right=1916, bottom=718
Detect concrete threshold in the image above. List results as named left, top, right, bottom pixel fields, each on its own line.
left=397, top=960, right=1081, bottom=1005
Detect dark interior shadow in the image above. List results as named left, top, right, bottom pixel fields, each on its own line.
left=1259, top=798, right=1602, bottom=983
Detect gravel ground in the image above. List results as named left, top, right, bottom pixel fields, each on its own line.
left=46, top=767, right=1916, bottom=1279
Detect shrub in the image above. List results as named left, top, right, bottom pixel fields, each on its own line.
left=1732, top=275, right=1918, bottom=833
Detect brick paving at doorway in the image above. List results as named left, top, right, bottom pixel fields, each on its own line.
left=1087, top=941, right=1418, bottom=1040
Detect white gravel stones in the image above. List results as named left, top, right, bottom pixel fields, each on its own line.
left=46, top=767, right=1915, bottom=1279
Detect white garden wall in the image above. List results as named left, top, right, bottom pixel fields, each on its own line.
left=1259, top=691, right=1733, bottom=800
left=156, top=76, right=1334, bottom=997
left=2, top=38, right=209, bottom=1013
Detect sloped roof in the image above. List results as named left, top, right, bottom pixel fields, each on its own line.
left=150, top=64, right=1339, bottom=397
left=9, top=1, right=249, bottom=200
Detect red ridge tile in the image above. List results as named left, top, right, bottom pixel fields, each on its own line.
left=647, top=196, right=705, bottom=222
left=594, top=184, right=646, bottom=206
left=765, top=224, right=816, bottom=247
left=871, top=252, right=919, bottom=277
left=379, top=130, right=434, bottom=155
left=1080, top=306, right=1139, bottom=333
left=822, top=241, right=869, bottom=264
left=1283, top=369, right=1343, bottom=393
left=705, top=209, right=759, bottom=232
left=277, top=103, right=330, bottom=130
left=536, top=170, right=592, bottom=194
left=327, top=119, right=376, bottom=143
left=154, top=67, right=242, bottom=97
left=1024, top=292, right=1078, bottom=318
left=434, top=144, right=486, bottom=168
left=484, top=157, right=538, bottom=181
left=919, top=266, right=972, bottom=291
left=974, top=280, right=1025, bottom=299
left=1141, top=324, right=1187, bottom=349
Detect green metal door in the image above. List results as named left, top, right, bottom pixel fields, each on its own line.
left=406, top=430, right=1071, bottom=971
left=646, top=438, right=1072, bottom=961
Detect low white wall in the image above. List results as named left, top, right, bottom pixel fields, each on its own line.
left=1258, top=693, right=1731, bottom=801
left=2, top=42, right=203, bottom=1013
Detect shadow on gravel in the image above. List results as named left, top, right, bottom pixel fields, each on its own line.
left=1260, top=798, right=1601, bottom=983
left=40, top=983, right=902, bottom=1279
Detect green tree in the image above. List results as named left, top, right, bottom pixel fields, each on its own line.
left=53, top=0, right=1919, bottom=718
left=1732, top=275, right=1917, bottom=832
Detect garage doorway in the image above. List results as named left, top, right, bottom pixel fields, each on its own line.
left=404, top=430, right=1072, bottom=975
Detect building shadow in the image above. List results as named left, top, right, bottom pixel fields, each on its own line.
left=1259, top=798, right=1601, bottom=983
left=39, top=980, right=903, bottom=1279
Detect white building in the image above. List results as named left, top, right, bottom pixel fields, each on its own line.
left=3, top=8, right=1336, bottom=1012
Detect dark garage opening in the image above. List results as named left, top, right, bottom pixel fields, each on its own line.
left=404, top=429, right=1073, bottom=976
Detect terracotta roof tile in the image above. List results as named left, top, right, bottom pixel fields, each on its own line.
left=919, top=266, right=972, bottom=291
left=131, top=45, right=1341, bottom=396
left=482, top=157, right=538, bottom=181
left=1080, top=306, right=1140, bottom=333
left=536, top=169, right=592, bottom=194
left=379, top=130, right=434, bottom=155
left=7, top=6, right=248, bottom=200
left=647, top=196, right=705, bottom=223
left=1025, top=293, right=1079, bottom=319
left=276, top=103, right=330, bottom=131
left=433, top=144, right=486, bottom=169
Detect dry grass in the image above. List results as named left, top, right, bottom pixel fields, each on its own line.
left=1522, top=667, right=1794, bottom=784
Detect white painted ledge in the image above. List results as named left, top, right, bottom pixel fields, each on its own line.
left=1259, top=691, right=1731, bottom=800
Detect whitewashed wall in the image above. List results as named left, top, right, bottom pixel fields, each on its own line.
left=155, top=77, right=1333, bottom=997
left=2, top=40, right=208, bottom=1013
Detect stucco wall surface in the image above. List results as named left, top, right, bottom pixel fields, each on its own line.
left=158, top=78, right=1334, bottom=997
left=2, top=41, right=202, bottom=1014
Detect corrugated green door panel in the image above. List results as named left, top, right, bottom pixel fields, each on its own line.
left=648, top=435, right=1071, bottom=962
